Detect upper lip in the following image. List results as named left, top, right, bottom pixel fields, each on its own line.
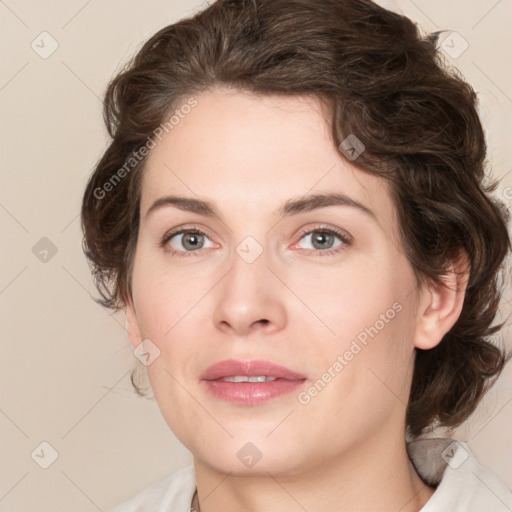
left=201, top=359, right=307, bottom=381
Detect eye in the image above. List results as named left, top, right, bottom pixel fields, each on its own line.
left=161, top=228, right=215, bottom=256
left=160, top=224, right=351, bottom=257
left=294, top=225, right=351, bottom=256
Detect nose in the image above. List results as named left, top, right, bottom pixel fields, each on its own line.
left=212, top=244, right=287, bottom=337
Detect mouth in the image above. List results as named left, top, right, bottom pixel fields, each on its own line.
left=201, top=359, right=307, bottom=405
left=218, top=375, right=279, bottom=382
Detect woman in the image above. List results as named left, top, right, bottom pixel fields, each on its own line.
left=81, top=0, right=512, bottom=510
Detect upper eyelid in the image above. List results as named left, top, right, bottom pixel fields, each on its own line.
left=162, top=224, right=216, bottom=241
left=298, top=223, right=351, bottom=237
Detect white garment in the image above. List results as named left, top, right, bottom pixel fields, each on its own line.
left=108, top=438, right=512, bottom=511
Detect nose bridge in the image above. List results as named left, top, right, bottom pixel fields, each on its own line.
left=212, top=233, right=286, bottom=335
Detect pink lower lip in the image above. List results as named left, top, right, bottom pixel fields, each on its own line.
left=203, top=378, right=306, bottom=405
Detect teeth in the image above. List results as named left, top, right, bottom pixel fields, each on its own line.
left=221, top=375, right=278, bottom=383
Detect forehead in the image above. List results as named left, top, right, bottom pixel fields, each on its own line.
left=140, top=88, right=397, bottom=232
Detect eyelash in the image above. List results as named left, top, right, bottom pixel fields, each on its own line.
left=294, top=224, right=352, bottom=256
left=159, top=224, right=352, bottom=257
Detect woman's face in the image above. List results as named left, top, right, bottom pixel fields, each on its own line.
left=126, top=87, right=426, bottom=475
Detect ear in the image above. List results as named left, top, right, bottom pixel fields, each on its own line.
left=125, top=295, right=143, bottom=349
left=413, top=251, right=470, bottom=350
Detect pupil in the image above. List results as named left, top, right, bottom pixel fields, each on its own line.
left=184, top=233, right=203, bottom=250
left=313, top=232, right=333, bottom=249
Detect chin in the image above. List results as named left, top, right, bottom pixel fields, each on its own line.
left=189, top=433, right=310, bottom=477
left=196, top=449, right=290, bottom=476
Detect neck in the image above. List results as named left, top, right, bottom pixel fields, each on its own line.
left=192, top=424, right=435, bottom=512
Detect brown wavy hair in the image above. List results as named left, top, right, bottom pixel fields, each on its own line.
left=81, top=0, right=511, bottom=438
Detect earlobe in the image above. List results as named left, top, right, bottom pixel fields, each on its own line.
left=125, top=296, right=143, bottom=349
left=413, top=252, right=470, bottom=350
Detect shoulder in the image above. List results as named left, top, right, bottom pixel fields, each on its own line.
left=107, top=464, right=196, bottom=512
left=408, top=438, right=512, bottom=512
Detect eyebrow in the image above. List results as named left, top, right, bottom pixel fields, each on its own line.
left=144, top=192, right=377, bottom=222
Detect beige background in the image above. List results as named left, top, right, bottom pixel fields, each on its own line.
left=1, top=0, right=511, bottom=510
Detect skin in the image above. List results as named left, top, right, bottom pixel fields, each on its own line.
left=125, top=87, right=468, bottom=512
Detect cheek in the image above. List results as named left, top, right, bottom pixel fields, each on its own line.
left=291, top=252, right=418, bottom=385
left=145, top=359, right=205, bottom=449
left=295, top=296, right=417, bottom=440
left=131, top=253, right=207, bottom=340
left=287, top=254, right=408, bottom=339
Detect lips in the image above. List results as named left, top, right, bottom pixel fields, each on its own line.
left=201, top=359, right=307, bottom=381
left=201, top=359, right=307, bottom=405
